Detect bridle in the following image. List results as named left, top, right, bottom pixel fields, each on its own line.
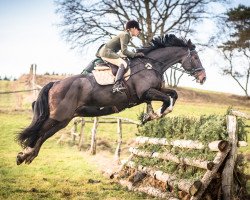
left=181, top=49, right=204, bottom=75
left=143, top=49, right=204, bottom=76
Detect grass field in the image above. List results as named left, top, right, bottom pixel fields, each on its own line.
left=0, top=80, right=249, bottom=199
left=0, top=112, right=153, bottom=200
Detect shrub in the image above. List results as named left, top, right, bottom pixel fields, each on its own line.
left=137, top=114, right=247, bottom=143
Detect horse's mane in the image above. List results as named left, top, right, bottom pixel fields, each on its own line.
left=137, top=34, right=192, bottom=54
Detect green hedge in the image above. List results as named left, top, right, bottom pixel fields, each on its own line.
left=137, top=114, right=247, bottom=143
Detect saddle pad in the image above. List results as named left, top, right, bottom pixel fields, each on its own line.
left=93, top=68, right=131, bottom=85
left=94, top=66, right=110, bottom=71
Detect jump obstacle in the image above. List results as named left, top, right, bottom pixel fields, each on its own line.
left=110, top=110, right=249, bottom=200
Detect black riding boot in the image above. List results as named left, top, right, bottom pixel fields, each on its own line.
left=112, top=65, right=126, bottom=93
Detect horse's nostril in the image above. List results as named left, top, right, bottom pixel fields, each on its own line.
left=201, top=77, right=206, bottom=84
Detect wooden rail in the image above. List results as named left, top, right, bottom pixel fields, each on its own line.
left=135, top=136, right=231, bottom=151
left=129, top=147, right=215, bottom=170
left=231, top=110, right=250, bottom=120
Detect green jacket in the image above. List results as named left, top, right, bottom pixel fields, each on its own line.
left=97, top=31, right=136, bottom=59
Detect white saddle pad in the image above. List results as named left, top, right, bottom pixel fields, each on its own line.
left=92, top=68, right=131, bottom=85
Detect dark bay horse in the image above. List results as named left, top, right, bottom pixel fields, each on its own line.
left=16, top=34, right=206, bottom=165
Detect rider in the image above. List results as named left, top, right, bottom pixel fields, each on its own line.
left=96, top=20, right=145, bottom=93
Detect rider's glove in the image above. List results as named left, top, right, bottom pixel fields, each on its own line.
left=135, top=52, right=145, bottom=58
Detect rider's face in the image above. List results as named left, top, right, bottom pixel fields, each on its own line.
left=130, top=28, right=141, bottom=37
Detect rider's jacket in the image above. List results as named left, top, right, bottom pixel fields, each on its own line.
left=96, top=30, right=136, bottom=59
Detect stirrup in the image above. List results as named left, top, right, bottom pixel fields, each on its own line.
left=112, top=83, right=126, bottom=93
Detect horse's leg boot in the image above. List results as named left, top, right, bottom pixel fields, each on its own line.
left=112, top=65, right=126, bottom=93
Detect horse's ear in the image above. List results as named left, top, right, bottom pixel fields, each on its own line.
left=187, top=39, right=195, bottom=50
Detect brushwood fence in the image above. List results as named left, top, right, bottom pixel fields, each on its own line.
left=110, top=110, right=249, bottom=200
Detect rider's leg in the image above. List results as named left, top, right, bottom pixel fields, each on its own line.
left=113, top=64, right=126, bottom=93
left=100, top=57, right=127, bottom=93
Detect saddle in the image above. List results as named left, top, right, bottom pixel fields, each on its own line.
left=84, top=58, right=131, bottom=85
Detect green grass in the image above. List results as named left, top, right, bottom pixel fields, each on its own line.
left=0, top=113, right=151, bottom=200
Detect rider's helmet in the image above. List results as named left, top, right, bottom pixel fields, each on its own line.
left=125, top=20, right=141, bottom=31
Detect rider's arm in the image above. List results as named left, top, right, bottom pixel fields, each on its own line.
left=120, top=32, right=136, bottom=58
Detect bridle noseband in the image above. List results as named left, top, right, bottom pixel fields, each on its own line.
left=183, top=49, right=204, bottom=76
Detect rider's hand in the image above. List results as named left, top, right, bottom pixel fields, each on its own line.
left=135, top=52, right=145, bottom=58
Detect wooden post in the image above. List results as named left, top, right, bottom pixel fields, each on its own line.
left=31, top=64, right=37, bottom=99
left=78, top=118, right=85, bottom=151
left=114, top=119, right=122, bottom=163
left=222, top=115, right=237, bottom=200
left=71, top=118, right=78, bottom=144
left=191, top=145, right=231, bottom=200
left=90, top=117, right=99, bottom=155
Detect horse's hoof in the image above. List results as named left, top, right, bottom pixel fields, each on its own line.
left=25, top=160, right=32, bottom=165
left=151, top=113, right=160, bottom=119
left=25, top=152, right=37, bottom=165
left=142, top=113, right=150, bottom=124
left=16, top=153, right=24, bottom=165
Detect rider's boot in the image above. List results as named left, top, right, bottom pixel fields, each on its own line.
left=112, top=65, right=126, bottom=93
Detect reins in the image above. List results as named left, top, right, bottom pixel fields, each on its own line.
left=123, top=49, right=204, bottom=79
left=142, top=49, right=203, bottom=76
left=143, top=56, right=187, bottom=74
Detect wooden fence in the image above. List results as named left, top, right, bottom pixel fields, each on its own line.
left=111, top=110, right=249, bottom=200
left=57, top=116, right=140, bottom=162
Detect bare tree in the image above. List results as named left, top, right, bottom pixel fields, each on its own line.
left=163, top=64, right=184, bottom=87
left=221, top=50, right=250, bottom=97
left=218, top=4, right=250, bottom=97
left=55, top=0, right=226, bottom=86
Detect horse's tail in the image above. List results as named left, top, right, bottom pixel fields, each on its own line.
left=17, top=82, right=54, bottom=148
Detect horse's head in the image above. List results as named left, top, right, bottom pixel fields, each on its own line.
left=137, top=34, right=206, bottom=84
left=181, top=39, right=206, bottom=84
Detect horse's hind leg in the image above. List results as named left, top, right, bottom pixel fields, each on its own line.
left=26, top=118, right=70, bottom=164
left=17, top=118, right=70, bottom=165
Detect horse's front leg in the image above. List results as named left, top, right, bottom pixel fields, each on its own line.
left=142, top=88, right=173, bottom=120
left=156, top=88, right=178, bottom=116
left=141, top=102, right=159, bottom=124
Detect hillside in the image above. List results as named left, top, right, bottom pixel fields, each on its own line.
left=175, top=87, right=250, bottom=107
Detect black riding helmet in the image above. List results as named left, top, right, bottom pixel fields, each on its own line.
left=125, top=20, right=141, bottom=31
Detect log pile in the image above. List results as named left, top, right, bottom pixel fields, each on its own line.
left=113, top=137, right=231, bottom=200
left=112, top=111, right=249, bottom=200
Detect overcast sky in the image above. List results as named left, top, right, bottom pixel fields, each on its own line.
left=0, top=0, right=249, bottom=96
